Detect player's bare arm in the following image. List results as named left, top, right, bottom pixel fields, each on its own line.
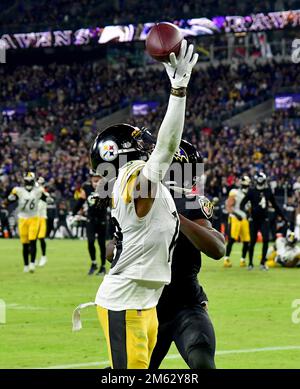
left=179, top=214, right=225, bottom=259
left=225, top=195, right=235, bottom=213
left=135, top=39, right=198, bottom=217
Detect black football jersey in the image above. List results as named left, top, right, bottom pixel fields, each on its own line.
left=157, top=193, right=213, bottom=322
left=241, top=187, right=284, bottom=220
left=81, top=182, right=107, bottom=222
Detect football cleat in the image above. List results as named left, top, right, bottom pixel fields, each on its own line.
left=240, top=259, right=246, bottom=267
left=260, top=264, right=269, bottom=271
left=29, top=262, right=35, bottom=273
left=247, top=264, right=254, bottom=271
left=96, top=266, right=106, bottom=276
left=24, top=266, right=29, bottom=273
left=38, top=256, right=47, bottom=267
left=88, top=263, right=98, bottom=275
left=224, top=259, right=232, bottom=268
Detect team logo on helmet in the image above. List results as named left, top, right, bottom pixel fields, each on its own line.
left=99, top=140, right=118, bottom=162
left=173, top=147, right=189, bottom=163
left=198, top=196, right=214, bottom=219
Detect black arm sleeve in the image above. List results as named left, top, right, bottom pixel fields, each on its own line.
left=269, top=190, right=286, bottom=220
left=40, top=193, right=48, bottom=202
left=72, top=198, right=85, bottom=216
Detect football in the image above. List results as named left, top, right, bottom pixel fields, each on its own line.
left=146, top=22, right=183, bottom=62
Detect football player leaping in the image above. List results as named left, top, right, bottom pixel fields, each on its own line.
left=8, top=172, right=52, bottom=273
left=224, top=176, right=251, bottom=268
left=89, top=40, right=198, bottom=369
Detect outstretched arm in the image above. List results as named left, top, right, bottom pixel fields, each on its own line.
left=269, top=191, right=286, bottom=220
left=142, top=40, right=198, bottom=184
left=135, top=40, right=198, bottom=218
left=179, top=215, right=225, bottom=260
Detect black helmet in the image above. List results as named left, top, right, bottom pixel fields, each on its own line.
left=173, top=139, right=203, bottom=165
left=90, top=124, right=154, bottom=175
left=23, top=172, right=36, bottom=191
left=240, top=175, right=251, bottom=189
left=167, top=139, right=203, bottom=190
left=254, top=172, right=267, bottom=190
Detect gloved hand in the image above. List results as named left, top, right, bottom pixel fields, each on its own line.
left=87, top=194, right=97, bottom=207
left=46, top=195, right=54, bottom=204
left=8, top=194, right=17, bottom=202
left=163, top=39, right=198, bottom=89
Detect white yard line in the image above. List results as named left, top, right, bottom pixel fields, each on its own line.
left=35, top=345, right=300, bottom=369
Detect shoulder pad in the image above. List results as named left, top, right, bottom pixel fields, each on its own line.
left=229, top=189, right=238, bottom=197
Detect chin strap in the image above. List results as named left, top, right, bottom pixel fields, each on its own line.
left=164, top=181, right=193, bottom=195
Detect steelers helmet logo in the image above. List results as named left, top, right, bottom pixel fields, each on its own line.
left=99, top=140, right=118, bottom=162
left=173, top=147, right=189, bottom=163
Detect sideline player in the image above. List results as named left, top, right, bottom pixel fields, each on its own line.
left=8, top=172, right=51, bottom=272
left=37, top=177, right=48, bottom=267
left=73, top=171, right=107, bottom=275
left=240, top=172, right=287, bottom=270
left=89, top=40, right=198, bottom=369
left=223, top=176, right=251, bottom=268
left=266, top=230, right=300, bottom=268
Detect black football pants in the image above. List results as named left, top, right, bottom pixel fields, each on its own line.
left=249, top=218, right=270, bottom=266
left=86, top=220, right=106, bottom=267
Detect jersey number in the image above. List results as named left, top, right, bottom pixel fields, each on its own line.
left=259, top=196, right=266, bottom=209
left=110, top=217, right=123, bottom=269
left=22, top=199, right=35, bottom=211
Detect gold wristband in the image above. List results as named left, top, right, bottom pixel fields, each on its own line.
left=170, top=87, right=187, bottom=98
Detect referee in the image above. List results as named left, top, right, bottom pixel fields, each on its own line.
left=73, top=171, right=107, bottom=275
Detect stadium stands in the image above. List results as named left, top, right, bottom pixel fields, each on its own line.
left=0, top=59, right=299, bottom=206
left=1, top=0, right=299, bottom=32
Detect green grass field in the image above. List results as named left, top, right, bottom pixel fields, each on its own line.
left=0, top=239, right=299, bottom=369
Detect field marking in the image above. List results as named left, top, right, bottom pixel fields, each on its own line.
left=6, top=304, right=48, bottom=311
left=35, top=345, right=300, bottom=369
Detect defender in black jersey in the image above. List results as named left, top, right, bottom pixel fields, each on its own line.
left=149, top=192, right=225, bottom=369
left=240, top=172, right=287, bottom=270
left=73, top=171, right=107, bottom=275
left=149, top=141, right=225, bottom=369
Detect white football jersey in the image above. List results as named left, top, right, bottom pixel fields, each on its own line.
left=12, top=186, right=44, bottom=218
left=95, top=160, right=179, bottom=311
left=275, top=237, right=300, bottom=263
left=229, top=188, right=247, bottom=219
left=38, top=199, right=47, bottom=218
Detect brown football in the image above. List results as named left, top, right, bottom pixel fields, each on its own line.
left=145, top=22, right=183, bottom=62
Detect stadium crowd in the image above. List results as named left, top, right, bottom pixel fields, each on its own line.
left=1, top=0, right=298, bottom=31
left=1, top=59, right=300, bottom=204
left=1, top=59, right=299, bottom=141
